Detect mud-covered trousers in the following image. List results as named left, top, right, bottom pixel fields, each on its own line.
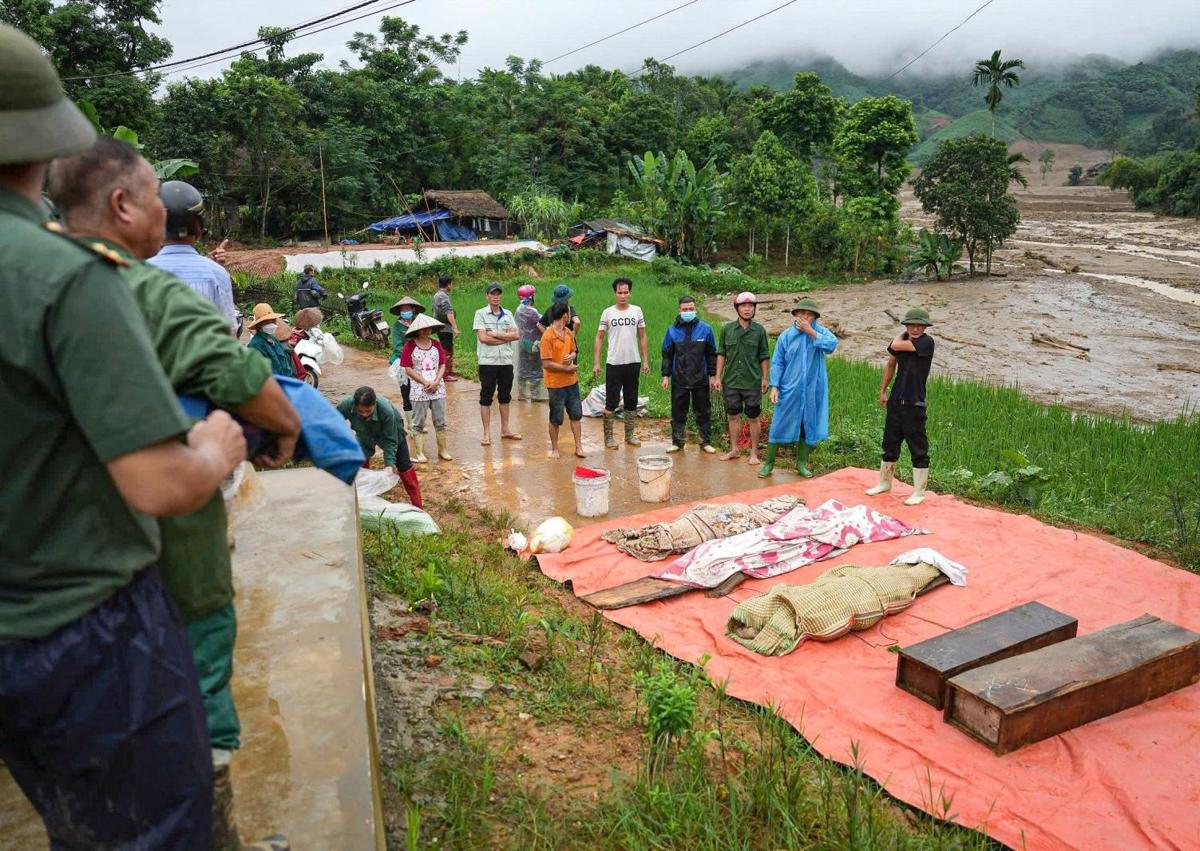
left=670, top=382, right=712, bottom=447
left=0, top=567, right=212, bottom=849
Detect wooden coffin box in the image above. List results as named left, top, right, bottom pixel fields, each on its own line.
left=944, top=614, right=1200, bottom=755
left=896, top=601, right=1078, bottom=709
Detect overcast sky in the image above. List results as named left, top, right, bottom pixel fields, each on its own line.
left=151, top=0, right=1200, bottom=83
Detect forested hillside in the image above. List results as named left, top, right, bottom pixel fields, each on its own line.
left=726, top=50, right=1200, bottom=159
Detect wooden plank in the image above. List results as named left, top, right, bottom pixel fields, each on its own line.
left=944, top=614, right=1200, bottom=754
left=896, top=602, right=1078, bottom=709
left=580, top=577, right=692, bottom=609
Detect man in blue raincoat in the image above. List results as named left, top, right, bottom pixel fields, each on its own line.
left=758, top=298, right=838, bottom=478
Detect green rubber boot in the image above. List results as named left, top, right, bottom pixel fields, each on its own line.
left=757, top=444, right=779, bottom=478
left=795, top=442, right=813, bottom=478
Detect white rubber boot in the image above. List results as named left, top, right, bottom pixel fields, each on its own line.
left=410, top=435, right=427, bottom=464
left=865, top=462, right=895, bottom=496
left=905, top=467, right=929, bottom=506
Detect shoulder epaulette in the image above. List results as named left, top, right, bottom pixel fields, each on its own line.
left=41, top=222, right=130, bottom=268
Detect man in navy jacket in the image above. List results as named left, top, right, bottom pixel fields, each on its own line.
left=660, top=295, right=718, bottom=453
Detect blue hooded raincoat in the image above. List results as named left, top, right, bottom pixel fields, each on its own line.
left=767, top=321, right=838, bottom=445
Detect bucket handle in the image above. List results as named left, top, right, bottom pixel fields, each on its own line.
left=640, top=469, right=670, bottom=484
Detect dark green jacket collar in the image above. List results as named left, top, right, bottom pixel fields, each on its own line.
left=0, top=186, right=46, bottom=223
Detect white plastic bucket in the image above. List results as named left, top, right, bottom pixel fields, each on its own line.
left=637, top=454, right=673, bottom=503
left=573, top=469, right=610, bottom=517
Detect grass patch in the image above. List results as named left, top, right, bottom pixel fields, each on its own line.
left=364, top=502, right=998, bottom=849
left=819, top=358, right=1200, bottom=571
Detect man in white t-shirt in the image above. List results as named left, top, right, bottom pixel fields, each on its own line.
left=592, top=277, right=649, bottom=449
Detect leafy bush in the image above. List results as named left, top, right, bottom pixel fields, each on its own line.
left=1100, top=151, right=1200, bottom=216
left=634, top=660, right=701, bottom=751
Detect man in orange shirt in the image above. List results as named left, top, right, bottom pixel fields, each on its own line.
left=540, top=302, right=586, bottom=459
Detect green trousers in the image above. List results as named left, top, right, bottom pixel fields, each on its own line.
left=185, top=602, right=240, bottom=750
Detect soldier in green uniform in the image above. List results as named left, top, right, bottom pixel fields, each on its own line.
left=47, top=135, right=300, bottom=851
left=335, top=386, right=424, bottom=508
left=0, top=24, right=247, bottom=851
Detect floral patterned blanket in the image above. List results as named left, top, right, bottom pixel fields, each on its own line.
left=654, top=499, right=925, bottom=589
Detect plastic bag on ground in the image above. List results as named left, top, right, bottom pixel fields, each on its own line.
left=580, top=386, right=648, bottom=418
left=530, top=517, right=574, bottom=554
left=355, top=468, right=438, bottom=535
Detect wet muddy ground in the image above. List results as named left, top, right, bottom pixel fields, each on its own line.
left=320, top=347, right=779, bottom=527
left=710, top=171, right=1200, bottom=422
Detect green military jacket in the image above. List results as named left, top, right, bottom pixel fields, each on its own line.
left=248, top=329, right=296, bottom=377
left=0, top=189, right=190, bottom=642
left=99, top=238, right=272, bottom=623
left=718, top=319, right=770, bottom=391
left=337, top=395, right=401, bottom=467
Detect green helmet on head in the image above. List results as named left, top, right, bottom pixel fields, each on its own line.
left=0, top=24, right=96, bottom=165
left=161, top=180, right=205, bottom=240
left=901, top=308, right=933, bottom=326
left=790, top=297, right=821, bottom=318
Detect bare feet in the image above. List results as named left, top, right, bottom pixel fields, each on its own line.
left=719, top=449, right=740, bottom=461
left=547, top=449, right=561, bottom=459
left=574, top=448, right=587, bottom=458
left=748, top=454, right=761, bottom=465
left=501, top=432, right=523, bottom=441
left=480, top=436, right=492, bottom=446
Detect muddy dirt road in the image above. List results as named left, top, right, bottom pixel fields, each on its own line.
left=713, top=146, right=1200, bottom=422
left=319, top=347, right=781, bottom=526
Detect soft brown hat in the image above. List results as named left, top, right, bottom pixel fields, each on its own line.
left=294, top=307, right=324, bottom=331
left=248, top=302, right=285, bottom=330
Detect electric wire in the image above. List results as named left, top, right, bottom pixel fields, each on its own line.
left=62, top=0, right=416, bottom=81
left=883, top=0, right=1000, bottom=80
left=541, top=0, right=703, bottom=66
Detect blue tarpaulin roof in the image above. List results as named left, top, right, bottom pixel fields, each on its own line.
left=367, top=209, right=451, bottom=232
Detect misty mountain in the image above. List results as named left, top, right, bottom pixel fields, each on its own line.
left=722, top=50, right=1200, bottom=160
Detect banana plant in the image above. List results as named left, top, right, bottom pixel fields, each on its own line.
left=78, top=100, right=199, bottom=180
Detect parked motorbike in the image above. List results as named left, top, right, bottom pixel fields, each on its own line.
left=338, top=281, right=390, bottom=347
left=293, top=324, right=344, bottom=389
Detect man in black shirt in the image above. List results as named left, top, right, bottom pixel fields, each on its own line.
left=866, top=308, right=935, bottom=505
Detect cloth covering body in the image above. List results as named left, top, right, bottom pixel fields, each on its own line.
left=602, top=495, right=803, bottom=561
left=656, top=498, right=923, bottom=589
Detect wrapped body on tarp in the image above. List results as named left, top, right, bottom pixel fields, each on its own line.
left=602, top=495, right=803, bottom=562
left=727, top=557, right=959, bottom=656
left=657, top=498, right=924, bottom=589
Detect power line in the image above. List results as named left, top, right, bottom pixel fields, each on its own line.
left=883, top=0, right=999, bottom=81
left=625, top=0, right=798, bottom=77
left=62, top=0, right=416, bottom=81
left=541, top=0, right=703, bottom=66
left=158, top=0, right=419, bottom=79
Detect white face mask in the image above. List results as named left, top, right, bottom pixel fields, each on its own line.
left=261, top=323, right=278, bottom=335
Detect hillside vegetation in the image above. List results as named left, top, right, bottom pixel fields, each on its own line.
left=726, top=50, right=1200, bottom=160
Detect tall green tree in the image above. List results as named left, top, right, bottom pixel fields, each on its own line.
left=832, top=95, right=918, bottom=218
left=627, top=149, right=725, bottom=263
left=728, top=131, right=815, bottom=262
left=972, top=49, right=1025, bottom=138
left=913, top=135, right=1020, bottom=275
left=750, top=72, right=842, bottom=161
left=3, top=0, right=172, bottom=131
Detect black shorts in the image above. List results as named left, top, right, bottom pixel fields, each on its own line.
left=604, top=362, right=641, bottom=412
left=437, top=330, right=454, bottom=353
left=478, top=364, right=513, bottom=406
left=723, top=386, right=763, bottom=418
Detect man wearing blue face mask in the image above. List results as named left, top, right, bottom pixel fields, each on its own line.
left=660, top=294, right=718, bottom=454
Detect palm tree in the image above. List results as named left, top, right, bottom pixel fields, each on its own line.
left=972, top=50, right=1025, bottom=138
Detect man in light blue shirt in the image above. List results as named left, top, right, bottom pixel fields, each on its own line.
left=147, top=181, right=238, bottom=334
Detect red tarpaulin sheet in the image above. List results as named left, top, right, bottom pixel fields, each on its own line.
left=536, top=467, right=1200, bottom=850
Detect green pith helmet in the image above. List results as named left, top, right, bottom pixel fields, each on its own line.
left=0, top=25, right=96, bottom=165
left=791, top=298, right=821, bottom=318
left=901, top=308, right=933, bottom=326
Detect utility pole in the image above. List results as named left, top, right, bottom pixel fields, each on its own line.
left=318, top=139, right=330, bottom=246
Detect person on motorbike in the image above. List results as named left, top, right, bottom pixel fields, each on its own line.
left=294, top=265, right=326, bottom=310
